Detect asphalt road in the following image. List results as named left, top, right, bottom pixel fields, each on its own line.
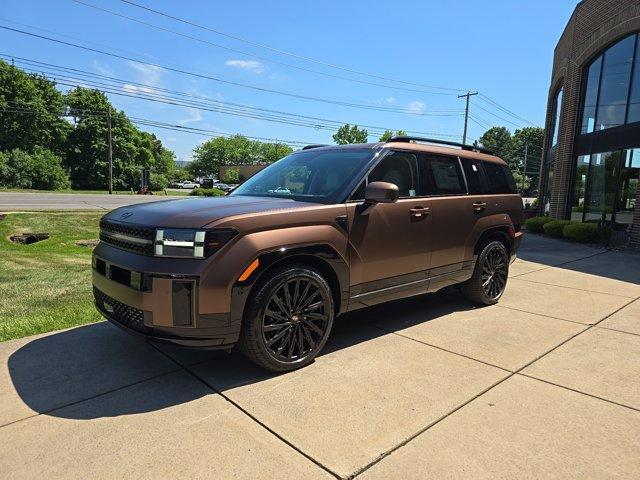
left=0, top=192, right=182, bottom=211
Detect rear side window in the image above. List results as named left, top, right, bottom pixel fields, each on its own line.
left=421, top=155, right=466, bottom=195
left=482, top=162, right=518, bottom=194
left=460, top=159, right=483, bottom=195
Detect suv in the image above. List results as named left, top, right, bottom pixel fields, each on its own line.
left=93, top=137, right=523, bottom=371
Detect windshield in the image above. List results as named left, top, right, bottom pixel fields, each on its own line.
left=230, top=148, right=375, bottom=202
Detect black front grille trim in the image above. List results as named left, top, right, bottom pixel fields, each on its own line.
left=93, top=286, right=152, bottom=334
left=99, top=219, right=155, bottom=256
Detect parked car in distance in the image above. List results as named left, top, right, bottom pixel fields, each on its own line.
left=213, top=182, right=233, bottom=192
left=93, top=137, right=523, bottom=372
left=175, top=180, right=200, bottom=189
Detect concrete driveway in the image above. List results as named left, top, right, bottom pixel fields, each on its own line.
left=1, top=234, right=639, bottom=479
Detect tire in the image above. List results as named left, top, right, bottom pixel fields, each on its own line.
left=462, top=240, right=509, bottom=306
left=238, top=264, right=334, bottom=372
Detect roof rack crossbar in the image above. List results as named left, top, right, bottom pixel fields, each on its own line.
left=387, top=136, right=493, bottom=155
left=301, top=144, right=329, bottom=150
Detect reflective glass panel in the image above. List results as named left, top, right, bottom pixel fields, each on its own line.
left=627, top=35, right=640, bottom=123
left=572, top=155, right=590, bottom=221
left=595, top=35, right=635, bottom=131
left=581, top=57, right=602, bottom=134
left=551, top=88, right=563, bottom=146
left=584, top=151, right=620, bottom=222
left=616, top=149, right=640, bottom=225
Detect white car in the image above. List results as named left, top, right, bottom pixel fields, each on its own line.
left=177, top=181, right=200, bottom=189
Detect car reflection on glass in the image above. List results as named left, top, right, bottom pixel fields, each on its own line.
left=267, top=187, right=292, bottom=194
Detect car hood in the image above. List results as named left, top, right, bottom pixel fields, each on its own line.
left=104, top=195, right=321, bottom=229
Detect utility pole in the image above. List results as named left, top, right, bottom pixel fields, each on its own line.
left=521, top=139, right=529, bottom=194
left=458, top=91, right=478, bottom=145
left=107, top=110, right=113, bottom=194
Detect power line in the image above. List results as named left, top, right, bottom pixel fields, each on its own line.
left=477, top=94, right=539, bottom=127
left=0, top=106, right=315, bottom=147
left=0, top=26, right=465, bottom=118
left=72, top=0, right=460, bottom=96
left=4, top=55, right=463, bottom=140
left=119, top=0, right=466, bottom=93
left=458, top=91, right=478, bottom=144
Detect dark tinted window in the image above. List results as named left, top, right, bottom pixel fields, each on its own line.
left=460, top=158, right=483, bottom=194
left=482, top=162, right=518, bottom=194
left=367, top=151, right=419, bottom=197
left=421, top=155, right=465, bottom=195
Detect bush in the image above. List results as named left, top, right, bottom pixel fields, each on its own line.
left=148, top=173, right=168, bottom=191
left=563, top=222, right=612, bottom=244
left=543, top=220, right=573, bottom=238
left=525, top=216, right=553, bottom=233
left=0, top=148, right=70, bottom=190
left=189, top=187, right=226, bottom=197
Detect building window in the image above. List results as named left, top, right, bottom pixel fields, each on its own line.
left=551, top=88, right=563, bottom=146
left=580, top=33, right=640, bottom=133
left=571, top=155, right=590, bottom=221
left=543, top=86, right=563, bottom=214
left=581, top=57, right=602, bottom=134
left=616, top=149, right=640, bottom=225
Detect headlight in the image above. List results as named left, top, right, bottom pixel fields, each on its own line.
left=154, top=228, right=236, bottom=258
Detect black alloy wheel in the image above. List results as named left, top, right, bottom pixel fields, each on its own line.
left=261, top=277, right=330, bottom=363
left=481, top=244, right=508, bottom=300
left=239, top=265, right=334, bottom=372
left=462, top=240, right=509, bottom=306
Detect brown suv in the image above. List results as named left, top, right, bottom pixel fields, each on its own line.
left=93, top=137, right=523, bottom=371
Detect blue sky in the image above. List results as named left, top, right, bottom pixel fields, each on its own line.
left=1, top=0, right=577, bottom=162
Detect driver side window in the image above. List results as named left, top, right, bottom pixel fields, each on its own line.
left=350, top=151, right=419, bottom=200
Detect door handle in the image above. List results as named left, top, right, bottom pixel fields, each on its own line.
left=410, top=206, right=430, bottom=218
left=472, top=201, right=487, bottom=214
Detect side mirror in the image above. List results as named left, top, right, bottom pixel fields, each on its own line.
left=365, top=181, right=399, bottom=204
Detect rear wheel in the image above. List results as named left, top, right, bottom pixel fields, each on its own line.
left=239, top=265, right=334, bottom=372
left=462, top=240, right=509, bottom=305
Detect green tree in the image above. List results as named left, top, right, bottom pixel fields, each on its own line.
left=0, top=60, right=71, bottom=155
left=64, top=87, right=175, bottom=189
left=0, top=148, right=70, bottom=190
left=223, top=168, right=240, bottom=183
left=332, top=124, right=368, bottom=144
left=378, top=129, right=407, bottom=142
left=511, top=127, right=544, bottom=190
left=189, top=135, right=291, bottom=177
left=479, top=127, right=514, bottom=165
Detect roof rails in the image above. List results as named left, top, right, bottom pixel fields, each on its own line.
left=302, top=144, right=329, bottom=150
left=387, top=136, right=493, bottom=155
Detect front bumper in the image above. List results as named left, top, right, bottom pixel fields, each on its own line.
left=92, top=243, right=243, bottom=349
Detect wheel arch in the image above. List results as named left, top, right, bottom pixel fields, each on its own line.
left=473, top=226, right=513, bottom=256
left=231, top=243, right=349, bottom=325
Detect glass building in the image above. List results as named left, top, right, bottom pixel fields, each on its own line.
left=541, top=0, right=640, bottom=249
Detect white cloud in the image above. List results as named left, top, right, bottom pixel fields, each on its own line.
left=92, top=60, right=113, bottom=76
left=127, top=61, right=165, bottom=86
left=225, top=59, right=265, bottom=74
left=371, top=96, right=396, bottom=105
left=407, top=100, right=426, bottom=116
left=122, top=83, right=155, bottom=94
left=180, top=108, right=203, bottom=125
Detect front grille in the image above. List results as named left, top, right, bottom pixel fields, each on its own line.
left=93, top=286, right=151, bottom=334
left=99, top=219, right=155, bottom=256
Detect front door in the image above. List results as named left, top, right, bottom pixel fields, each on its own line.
left=346, top=150, right=432, bottom=305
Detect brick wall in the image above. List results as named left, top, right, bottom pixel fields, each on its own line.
left=631, top=169, right=640, bottom=249
left=540, top=0, right=640, bottom=250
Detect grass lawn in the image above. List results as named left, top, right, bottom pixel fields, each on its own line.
left=0, top=212, right=103, bottom=342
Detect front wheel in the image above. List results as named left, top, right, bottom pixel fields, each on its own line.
left=462, top=240, right=509, bottom=306
left=239, top=265, right=334, bottom=372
